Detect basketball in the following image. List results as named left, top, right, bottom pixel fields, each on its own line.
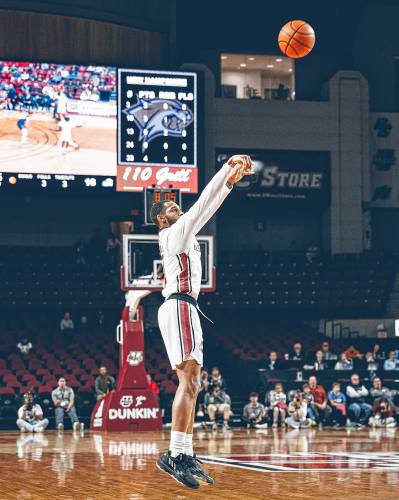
left=278, top=20, right=315, bottom=58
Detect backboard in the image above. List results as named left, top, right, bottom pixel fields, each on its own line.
left=121, top=234, right=215, bottom=292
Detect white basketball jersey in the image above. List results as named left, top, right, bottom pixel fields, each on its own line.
left=159, top=162, right=232, bottom=300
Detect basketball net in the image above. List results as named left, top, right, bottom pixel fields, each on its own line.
left=125, top=289, right=152, bottom=320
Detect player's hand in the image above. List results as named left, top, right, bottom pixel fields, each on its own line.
left=227, top=155, right=254, bottom=186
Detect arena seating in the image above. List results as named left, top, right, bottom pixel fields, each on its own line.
left=202, top=251, right=396, bottom=316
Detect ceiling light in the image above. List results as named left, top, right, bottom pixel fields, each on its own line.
left=221, top=56, right=228, bottom=60
left=240, top=63, right=247, bottom=67
left=288, top=68, right=293, bottom=72
left=267, top=64, right=274, bottom=68
left=248, top=57, right=255, bottom=61
left=275, top=58, right=282, bottom=62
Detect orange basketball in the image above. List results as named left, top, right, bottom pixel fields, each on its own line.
left=278, top=20, right=315, bottom=59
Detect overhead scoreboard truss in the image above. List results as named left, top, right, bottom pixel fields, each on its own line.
left=117, top=69, right=198, bottom=193
left=121, top=234, right=215, bottom=292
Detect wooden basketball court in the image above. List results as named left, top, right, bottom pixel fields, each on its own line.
left=1, top=428, right=398, bottom=499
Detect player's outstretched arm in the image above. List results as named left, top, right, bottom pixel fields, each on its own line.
left=166, top=155, right=253, bottom=253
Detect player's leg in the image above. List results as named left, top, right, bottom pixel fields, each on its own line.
left=157, top=359, right=200, bottom=489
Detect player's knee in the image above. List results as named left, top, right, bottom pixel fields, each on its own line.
left=183, top=377, right=200, bottom=399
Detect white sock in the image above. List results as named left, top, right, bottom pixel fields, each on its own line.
left=184, top=433, right=193, bottom=456
left=170, top=431, right=186, bottom=458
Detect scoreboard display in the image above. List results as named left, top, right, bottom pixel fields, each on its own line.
left=117, top=69, right=198, bottom=193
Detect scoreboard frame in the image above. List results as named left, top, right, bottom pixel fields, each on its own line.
left=117, top=68, right=197, bottom=164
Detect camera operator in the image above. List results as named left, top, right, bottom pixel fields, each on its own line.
left=16, top=392, right=49, bottom=433
left=369, top=397, right=396, bottom=428
left=286, top=391, right=311, bottom=429
left=52, top=377, right=82, bottom=431
left=242, top=392, right=267, bottom=429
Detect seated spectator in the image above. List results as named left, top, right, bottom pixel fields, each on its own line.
left=369, top=377, right=397, bottom=408
left=266, top=383, right=287, bottom=428
left=267, top=351, right=284, bottom=371
left=52, top=377, right=82, bottom=431
left=197, top=369, right=210, bottom=417
left=364, top=352, right=379, bottom=371
left=308, top=376, right=332, bottom=427
left=209, top=367, right=227, bottom=391
left=290, top=342, right=305, bottom=361
left=384, top=351, right=399, bottom=371
left=372, top=343, right=386, bottom=360
left=328, top=382, right=346, bottom=427
left=321, top=341, right=337, bottom=361
left=95, top=366, right=116, bottom=401
left=302, top=383, right=316, bottom=423
left=286, top=391, right=311, bottom=429
left=146, top=374, right=159, bottom=397
left=346, top=374, right=372, bottom=426
left=17, top=338, right=33, bottom=355
left=314, top=350, right=327, bottom=371
left=369, top=398, right=396, bottom=428
left=205, top=385, right=231, bottom=430
left=334, top=353, right=353, bottom=371
left=242, top=392, right=267, bottom=429
left=16, top=392, right=49, bottom=433
left=60, top=311, right=74, bottom=332
left=78, top=315, right=89, bottom=334
left=343, top=345, right=361, bottom=360
left=376, top=323, right=388, bottom=339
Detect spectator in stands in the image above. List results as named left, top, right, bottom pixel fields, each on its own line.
left=308, top=376, right=332, bottom=427
left=197, top=369, right=210, bottom=417
left=302, top=383, right=316, bottom=423
left=328, top=382, right=346, bottom=427
left=78, top=315, right=89, bottom=334
left=364, top=352, right=379, bottom=371
left=372, top=343, right=385, bottom=360
left=242, top=392, right=267, bottom=429
left=266, top=383, right=287, bottom=428
left=376, top=323, right=388, bottom=339
left=209, top=367, right=227, bottom=391
left=146, top=374, right=159, bottom=397
left=95, top=366, right=116, bottom=401
left=17, top=338, right=33, bottom=356
left=313, top=350, right=326, bottom=371
left=60, top=311, right=74, bottom=332
left=291, top=342, right=304, bottom=361
left=286, top=391, right=311, bottom=429
left=267, top=351, right=284, bottom=371
left=346, top=374, right=372, bottom=426
left=334, top=353, right=353, bottom=370
left=384, top=351, right=399, bottom=370
left=321, top=341, right=337, bottom=361
left=369, top=398, right=396, bottom=428
left=205, top=385, right=231, bottom=430
left=16, top=392, right=49, bottom=433
left=52, top=377, right=81, bottom=431
left=369, top=377, right=397, bottom=408
left=75, top=238, right=87, bottom=265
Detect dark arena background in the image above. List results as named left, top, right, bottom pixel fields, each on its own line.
left=1, top=0, right=399, bottom=498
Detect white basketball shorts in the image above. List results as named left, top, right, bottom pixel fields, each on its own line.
left=158, top=299, right=203, bottom=370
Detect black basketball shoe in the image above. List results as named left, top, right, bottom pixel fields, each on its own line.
left=156, top=451, right=200, bottom=489
left=185, top=454, right=214, bottom=484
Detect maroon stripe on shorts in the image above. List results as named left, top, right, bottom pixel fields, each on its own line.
left=177, top=253, right=190, bottom=293
left=178, top=300, right=193, bottom=357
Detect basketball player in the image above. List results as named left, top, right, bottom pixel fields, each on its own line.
left=58, top=116, right=80, bottom=154
left=151, top=155, right=253, bottom=489
left=17, top=112, right=30, bottom=145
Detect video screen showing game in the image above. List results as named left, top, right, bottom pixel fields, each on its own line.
left=0, top=60, right=117, bottom=189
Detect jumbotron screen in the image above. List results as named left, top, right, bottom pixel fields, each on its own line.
left=0, top=60, right=117, bottom=191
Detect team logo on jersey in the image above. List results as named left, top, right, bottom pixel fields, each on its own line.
left=123, top=97, right=193, bottom=149
left=127, top=351, right=143, bottom=366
